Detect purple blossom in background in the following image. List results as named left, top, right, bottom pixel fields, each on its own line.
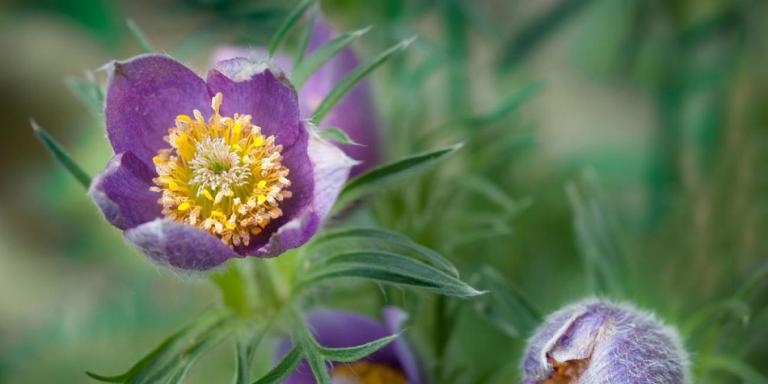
left=213, top=15, right=381, bottom=177
left=89, top=54, right=355, bottom=271
left=521, top=299, right=690, bottom=384
left=277, top=307, right=422, bottom=384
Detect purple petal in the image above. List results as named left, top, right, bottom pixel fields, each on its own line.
left=105, top=54, right=211, bottom=167
left=89, top=151, right=161, bottom=230
left=124, top=218, right=240, bottom=271
left=206, top=59, right=301, bottom=148
left=244, top=129, right=355, bottom=257
left=276, top=309, right=409, bottom=384
left=301, top=16, right=381, bottom=176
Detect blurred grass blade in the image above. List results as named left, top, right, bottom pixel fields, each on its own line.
left=252, top=345, right=303, bottom=384
left=292, top=26, right=372, bottom=88
left=472, top=266, right=542, bottom=338
left=127, top=19, right=154, bottom=53
left=311, top=227, right=459, bottom=277
left=66, top=75, right=104, bottom=118
left=268, top=0, right=314, bottom=57
left=319, top=127, right=362, bottom=146
left=463, top=82, right=543, bottom=126
left=698, top=355, right=768, bottom=384
left=86, top=311, right=230, bottom=383
left=566, top=169, right=628, bottom=297
left=336, top=143, right=462, bottom=207
left=318, top=333, right=400, bottom=362
left=302, top=251, right=482, bottom=297
left=499, top=0, right=593, bottom=69
left=310, top=36, right=416, bottom=125
left=293, top=8, right=317, bottom=64
left=31, top=119, right=91, bottom=188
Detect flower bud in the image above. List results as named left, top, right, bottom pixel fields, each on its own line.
left=521, top=299, right=690, bottom=384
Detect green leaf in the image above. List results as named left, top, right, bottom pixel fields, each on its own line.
left=302, top=251, right=482, bottom=297
left=310, top=227, right=459, bottom=277
left=268, top=0, right=314, bottom=57
left=31, top=119, right=91, bottom=188
left=293, top=8, right=317, bottom=64
left=291, top=26, right=371, bottom=88
left=86, top=311, right=232, bottom=383
left=336, top=143, right=462, bottom=207
left=698, top=355, right=768, bottom=384
left=310, top=36, right=416, bottom=125
left=318, top=127, right=363, bottom=146
left=317, top=333, right=400, bottom=362
left=126, top=19, right=154, bottom=53
left=293, top=317, right=331, bottom=384
left=66, top=74, right=104, bottom=118
left=472, top=266, right=542, bottom=338
left=251, top=346, right=303, bottom=384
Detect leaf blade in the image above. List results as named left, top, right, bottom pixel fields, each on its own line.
left=31, top=119, right=92, bottom=188
left=292, top=26, right=372, bottom=88
left=268, top=0, right=314, bottom=57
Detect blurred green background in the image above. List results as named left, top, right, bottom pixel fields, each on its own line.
left=1, top=0, right=766, bottom=383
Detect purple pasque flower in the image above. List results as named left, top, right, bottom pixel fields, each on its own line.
left=276, top=307, right=422, bottom=384
left=212, top=14, right=380, bottom=177
left=522, top=299, right=690, bottom=384
left=89, top=54, right=355, bottom=271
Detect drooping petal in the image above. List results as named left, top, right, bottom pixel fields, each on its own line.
left=301, top=16, right=381, bottom=176
left=105, top=54, right=211, bottom=166
left=242, top=128, right=355, bottom=257
left=276, top=309, right=407, bottom=384
left=124, top=218, right=240, bottom=271
left=89, top=151, right=161, bottom=230
left=206, top=58, right=301, bottom=148
left=382, top=307, right=423, bottom=384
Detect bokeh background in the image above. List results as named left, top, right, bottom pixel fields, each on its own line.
left=1, top=0, right=767, bottom=383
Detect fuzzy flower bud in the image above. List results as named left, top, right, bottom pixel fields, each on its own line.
left=521, top=299, right=690, bottom=384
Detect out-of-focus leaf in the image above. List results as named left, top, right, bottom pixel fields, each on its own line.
left=310, top=36, right=416, bottom=125
left=472, top=266, right=542, bottom=338
left=698, top=355, right=768, bottom=384
left=126, top=19, right=154, bottom=53
left=251, top=345, right=303, bottom=384
left=336, top=143, right=462, bottom=207
left=31, top=119, right=92, bottom=188
left=462, top=82, right=543, bottom=126
left=268, top=0, right=314, bottom=57
left=318, top=333, right=400, bottom=362
left=318, top=127, right=363, bottom=146
left=566, top=169, right=629, bottom=297
left=292, top=26, right=372, bottom=88
left=66, top=74, right=104, bottom=118
left=499, top=0, right=594, bottom=69
left=310, top=227, right=459, bottom=277
left=293, top=7, right=317, bottom=64
left=302, top=251, right=482, bottom=297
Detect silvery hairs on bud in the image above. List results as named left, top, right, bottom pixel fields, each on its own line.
left=521, top=298, right=691, bottom=384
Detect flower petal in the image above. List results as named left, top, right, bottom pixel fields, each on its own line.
left=105, top=54, right=211, bottom=166
left=124, top=218, right=239, bottom=271
left=89, top=151, right=161, bottom=230
left=206, top=59, right=301, bottom=148
left=301, top=16, right=381, bottom=176
left=210, top=46, right=294, bottom=74
left=243, top=128, right=355, bottom=257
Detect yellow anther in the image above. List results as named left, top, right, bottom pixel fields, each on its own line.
left=203, top=189, right=214, bottom=201
left=177, top=201, right=191, bottom=211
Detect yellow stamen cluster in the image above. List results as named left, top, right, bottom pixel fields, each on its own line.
left=331, top=362, right=407, bottom=384
left=151, top=92, right=291, bottom=247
